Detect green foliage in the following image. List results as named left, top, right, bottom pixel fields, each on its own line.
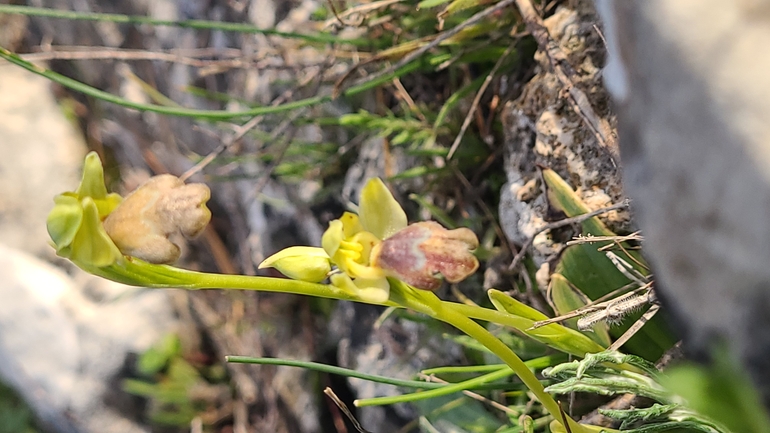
left=0, top=382, right=37, bottom=433
left=661, top=347, right=770, bottom=433
left=14, top=1, right=761, bottom=431
left=122, top=334, right=222, bottom=427
left=544, top=352, right=729, bottom=433
left=340, top=110, right=437, bottom=148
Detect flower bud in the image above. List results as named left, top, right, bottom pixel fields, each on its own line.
left=372, top=221, right=479, bottom=291
left=103, top=174, right=211, bottom=264
left=259, top=246, right=332, bottom=283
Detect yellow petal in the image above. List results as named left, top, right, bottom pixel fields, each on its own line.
left=359, top=178, right=407, bottom=240
left=259, top=246, right=331, bottom=283
left=354, top=277, right=391, bottom=303
left=73, top=151, right=123, bottom=218
left=339, top=212, right=363, bottom=238
left=345, top=258, right=386, bottom=279
left=322, top=219, right=345, bottom=258
left=330, top=273, right=390, bottom=303
left=75, top=152, right=110, bottom=200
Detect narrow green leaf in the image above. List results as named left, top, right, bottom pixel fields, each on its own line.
left=227, top=356, right=446, bottom=390
left=487, top=289, right=605, bottom=357
left=549, top=273, right=611, bottom=347
left=0, top=4, right=365, bottom=45
left=408, top=193, right=456, bottom=229
left=418, top=0, right=453, bottom=10
left=440, top=0, right=487, bottom=19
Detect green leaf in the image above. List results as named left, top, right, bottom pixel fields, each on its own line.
left=415, top=394, right=503, bottom=433
left=662, top=347, right=770, bottom=433
left=417, top=0, right=452, bottom=10
left=542, top=169, right=676, bottom=360
left=440, top=0, right=487, bottom=19
left=138, top=334, right=182, bottom=376
left=227, top=356, right=447, bottom=389
left=409, top=193, right=456, bottom=229
left=549, top=273, right=611, bottom=347
left=487, top=289, right=605, bottom=357
left=489, top=289, right=547, bottom=321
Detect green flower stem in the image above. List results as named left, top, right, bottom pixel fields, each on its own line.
left=89, top=259, right=388, bottom=303
left=433, top=305, right=581, bottom=431
left=82, top=260, right=601, bottom=431
left=448, top=302, right=605, bottom=357
left=388, top=283, right=593, bottom=433
left=356, top=366, right=513, bottom=406
left=421, top=354, right=567, bottom=375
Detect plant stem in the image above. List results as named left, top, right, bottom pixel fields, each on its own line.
left=356, top=366, right=513, bottom=406
left=0, top=47, right=425, bottom=120
left=88, top=260, right=602, bottom=431
left=389, top=284, right=592, bottom=433
left=0, top=4, right=365, bottom=46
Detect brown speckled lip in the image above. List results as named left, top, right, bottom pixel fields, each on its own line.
left=372, top=221, right=479, bottom=291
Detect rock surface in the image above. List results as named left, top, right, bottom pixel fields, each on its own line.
left=499, top=3, right=628, bottom=274
left=0, top=63, right=178, bottom=432
left=598, top=0, right=770, bottom=408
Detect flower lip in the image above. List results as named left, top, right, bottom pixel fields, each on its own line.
left=372, top=221, right=479, bottom=291
left=103, top=174, right=211, bottom=264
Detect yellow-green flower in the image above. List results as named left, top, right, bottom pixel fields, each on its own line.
left=372, top=221, right=479, bottom=291
left=258, top=246, right=331, bottom=283
left=47, top=151, right=212, bottom=268
left=260, top=178, right=480, bottom=302
left=262, top=178, right=406, bottom=303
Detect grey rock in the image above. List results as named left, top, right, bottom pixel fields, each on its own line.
left=597, top=0, right=770, bottom=406
left=0, top=243, right=178, bottom=433
left=0, top=61, right=86, bottom=258
left=500, top=4, right=626, bottom=268
left=0, top=62, right=178, bottom=432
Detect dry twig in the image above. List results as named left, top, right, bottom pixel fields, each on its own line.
left=530, top=283, right=652, bottom=330
left=607, top=303, right=660, bottom=351
left=566, top=232, right=643, bottom=246
left=324, top=387, right=371, bottom=433
left=447, top=45, right=514, bottom=159
left=508, top=200, right=630, bottom=271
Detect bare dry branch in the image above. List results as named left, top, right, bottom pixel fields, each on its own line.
left=508, top=200, right=630, bottom=271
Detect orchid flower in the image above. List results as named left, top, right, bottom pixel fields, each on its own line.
left=47, top=151, right=211, bottom=279
left=259, top=178, right=480, bottom=303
